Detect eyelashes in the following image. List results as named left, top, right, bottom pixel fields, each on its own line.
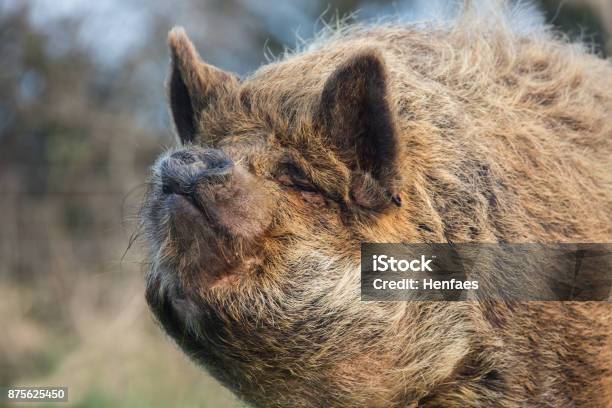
left=276, top=163, right=319, bottom=193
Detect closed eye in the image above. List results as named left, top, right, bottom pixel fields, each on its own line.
left=277, top=164, right=318, bottom=193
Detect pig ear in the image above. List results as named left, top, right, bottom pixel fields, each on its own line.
left=167, top=27, right=238, bottom=144
left=317, top=50, right=401, bottom=208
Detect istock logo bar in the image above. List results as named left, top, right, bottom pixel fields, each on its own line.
left=361, top=243, right=612, bottom=301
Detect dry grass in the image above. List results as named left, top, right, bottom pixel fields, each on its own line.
left=2, top=257, right=242, bottom=407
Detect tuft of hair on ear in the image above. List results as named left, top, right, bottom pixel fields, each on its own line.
left=167, top=27, right=239, bottom=144
left=316, top=49, right=401, bottom=210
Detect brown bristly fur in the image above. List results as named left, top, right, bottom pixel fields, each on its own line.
left=142, top=8, right=612, bottom=408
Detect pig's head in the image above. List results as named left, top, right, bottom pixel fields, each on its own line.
left=142, top=28, right=469, bottom=408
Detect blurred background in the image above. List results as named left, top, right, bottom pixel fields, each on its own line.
left=0, top=0, right=609, bottom=406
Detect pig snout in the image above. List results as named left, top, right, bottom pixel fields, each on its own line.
left=159, top=147, right=233, bottom=199
left=146, top=145, right=273, bottom=288
left=156, top=146, right=270, bottom=239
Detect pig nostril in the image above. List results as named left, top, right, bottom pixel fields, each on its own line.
left=161, top=173, right=190, bottom=196
left=161, top=183, right=173, bottom=195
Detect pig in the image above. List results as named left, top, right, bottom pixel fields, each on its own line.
left=141, top=8, right=612, bottom=408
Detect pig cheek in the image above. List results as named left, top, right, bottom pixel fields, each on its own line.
left=211, top=178, right=272, bottom=239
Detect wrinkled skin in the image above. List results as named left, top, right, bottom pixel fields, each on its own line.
left=141, top=23, right=611, bottom=408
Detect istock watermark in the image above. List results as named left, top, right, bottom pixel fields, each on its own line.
left=361, top=244, right=611, bottom=301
